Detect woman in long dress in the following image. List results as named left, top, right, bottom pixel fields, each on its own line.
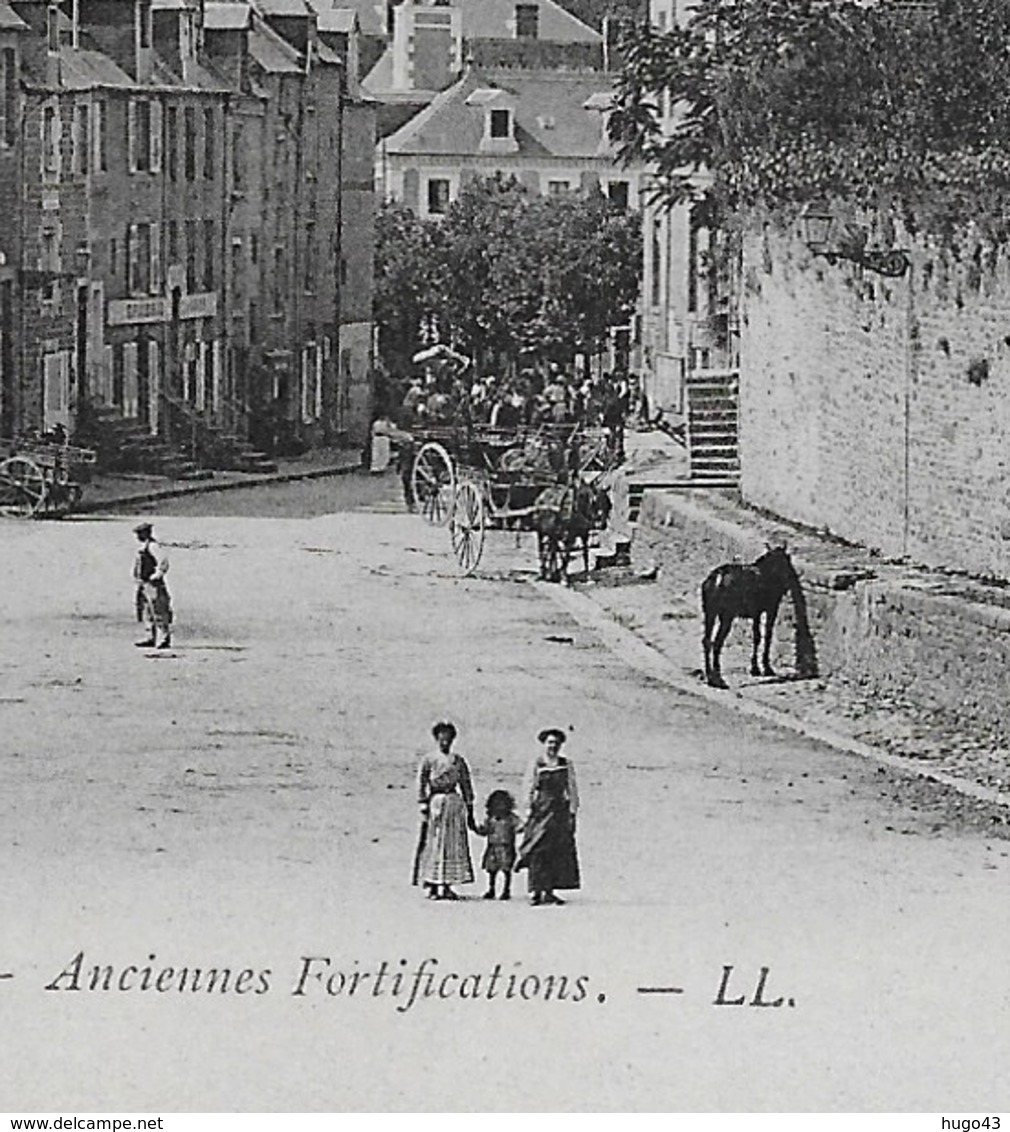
left=515, top=728, right=580, bottom=906
left=414, top=721, right=475, bottom=900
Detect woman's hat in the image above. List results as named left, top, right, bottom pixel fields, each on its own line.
left=133, top=521, right=153, bottom=535
left=432, top=720, right=457, bottom=740
left=537, top=727, right=567, bottom=745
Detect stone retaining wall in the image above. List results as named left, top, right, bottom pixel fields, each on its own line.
left=638, top=490, right=1010, bottom=742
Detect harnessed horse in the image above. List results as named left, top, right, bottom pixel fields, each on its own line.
left=533, top=479, right=611, bottom=583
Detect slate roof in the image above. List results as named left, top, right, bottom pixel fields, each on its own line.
left=205, top=2, right=254, bottom=30
left=315, top=7, right=357, bottom=32
left=383, top=67, right=614, bottom=159
left=248, top=15, right=304, bottom=71
left=56, top=49, right=136, bottom=89
left=253, top=0, right=315, bottom=16
left=0, top=0, right=29, bottom=28
left=314, top=0, right=385, bottom=36
left=316, top=38, right=344, bottom=63
left=460, top=0, right=599, bottom=43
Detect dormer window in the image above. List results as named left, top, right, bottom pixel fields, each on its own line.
left=47, top=5, right=59, bottom=53
left=490, top=108, right=510, bottom=139
left=468, top=86, right=519, bottom=153
left=138, top=0, right=152, bottom=48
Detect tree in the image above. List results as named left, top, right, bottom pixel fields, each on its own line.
left=609, top=0, right=1010, bottom=237
left=373, top=200, right=448, bottom=380
left=375, top=175, right=642, bottom=376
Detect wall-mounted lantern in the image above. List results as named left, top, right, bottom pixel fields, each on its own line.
left=801, top=205, right=911, bottom=279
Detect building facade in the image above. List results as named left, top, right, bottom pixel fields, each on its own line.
left=0, top=0, right=376, bottom=463
left=638, top=0, right=738, bottom=418
left=379, top=65, right=642, bottom=219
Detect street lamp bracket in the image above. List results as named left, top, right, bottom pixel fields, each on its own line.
left=800, top=206, right=910, bottom=278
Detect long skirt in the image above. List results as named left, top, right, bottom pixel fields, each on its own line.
left=370, top=434, right=392, bottom=473
left=515, top=802, right=580, bottom=892
left=419, top=792, right=473, bottom=887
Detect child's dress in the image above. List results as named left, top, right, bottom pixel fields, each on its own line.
left=479, top=814, right=521, bottom=872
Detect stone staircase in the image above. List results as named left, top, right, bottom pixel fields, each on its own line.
left=208, top=429, right=279, bottom=474
left=79, top=407, right=212, bottom=480
left=158, top=394, right=278, bottom=475
left=685, top=369, right=740, bottom=486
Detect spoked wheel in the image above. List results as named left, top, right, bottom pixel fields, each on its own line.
left=412, top=441, right=456, bottom=526
left=0, top=456, right=47, bottom=518
left=450, top=479, right=485, bottom=576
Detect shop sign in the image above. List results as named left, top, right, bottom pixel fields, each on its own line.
left=179, top=292, right=218, bottom=320
left=107, top=297, right=170, bottom=326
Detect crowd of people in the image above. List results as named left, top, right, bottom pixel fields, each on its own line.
left=414, top=720, right=580, bottom=906
left=391, top=361, right=640, bottom=439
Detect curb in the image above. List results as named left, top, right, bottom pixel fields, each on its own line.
left=539, top=580, right=1010, bottom=812
left=76, top=459, right=363, bottom=513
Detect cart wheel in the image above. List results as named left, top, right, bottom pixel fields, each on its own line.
left=0, top=456, right=47, bottom=518
left=450, top=479, right=485, bottom=576
left=412, top=441, right=456, bottom=526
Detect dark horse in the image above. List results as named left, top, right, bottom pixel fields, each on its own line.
left=701, top=545, right=818, bottom=689
left=533, top=480, right=611, bottom=583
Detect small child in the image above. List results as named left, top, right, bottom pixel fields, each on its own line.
left=475, top=789, right=522, bottom=900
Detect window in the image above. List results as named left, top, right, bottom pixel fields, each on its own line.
left=304, top=223, right=315, bottom=292
left=1, top=48, right=17, bottom=149
left=515, top=3, right=539, bottom=38
left=273, top=247, right=285, bottom=314
left=47, top=4, right=59, bottom=52
left=42, top=105, right=59, bottom=176
left=184, top=106, right=196, bottom=181
left=185, top=219, right=198, bottom=291
left=130, top=99, right=151, bottom=172
left=547, top=180, right=570, bottom=196
left=167, top=219, right=178, bottom=263
left=138, top=0, right=151, bottom=48
left=687, top=216, right=699, bottom=312
left=489, top=109, right=510, bottom=139
left=232, top=122, right=244, bottom=190
left=607, top=180, right=629, bottom=210
left=73, top=103, right=88, bottom=175
left=426, top=178, right=450, bottom=215
left=651, top=216, right=662, bottom=308
left=203, top=107, right=214, bottom=180
left=40, top=227, right=59, bottom=302
left=92, top=99, right=107, bottom=172
left=127, top=222, right=152, bottom=293
left=202, top=219, right=214, bottom=289
left=165, top=106, right=177, bottom=181
left=231, top=240, right=242, bottom=297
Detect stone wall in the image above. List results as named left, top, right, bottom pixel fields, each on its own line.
left=637, top=489, right=1010, bottom=744
left=740, top=223, right=1010, bottom=580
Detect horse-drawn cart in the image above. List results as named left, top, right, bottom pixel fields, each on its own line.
left=0, top=437, right=97, bottom=518
left=409, top=421, right=615, bottom=578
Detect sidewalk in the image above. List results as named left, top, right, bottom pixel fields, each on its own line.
left=575, top=427, right=1010, bottom=821
left=77, top=444, right=364, bottom=513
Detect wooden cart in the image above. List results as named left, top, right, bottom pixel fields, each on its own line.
left=0, top=437, right=97, bottom=518
left=410, top=421, right=616, bottom=576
